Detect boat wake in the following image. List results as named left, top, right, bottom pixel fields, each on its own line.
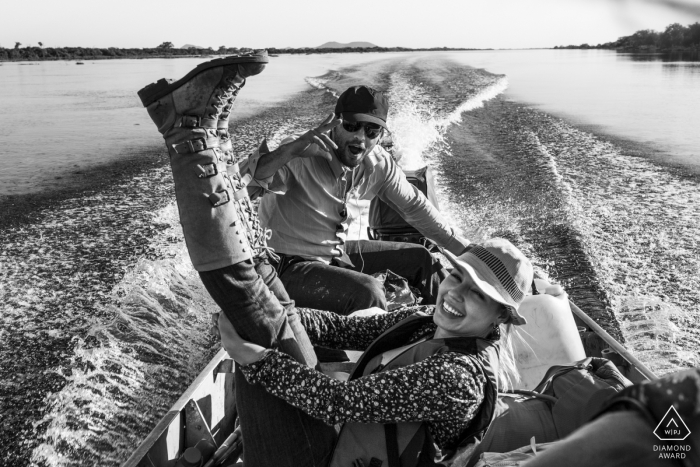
left=315, top=56, right=699, bottom=378
left=30, top=200, right=219, bottom=466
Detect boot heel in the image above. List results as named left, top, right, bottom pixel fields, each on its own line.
left=138, top=78, right=174, bottom=107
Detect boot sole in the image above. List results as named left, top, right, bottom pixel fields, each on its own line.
left=137, top=51, right=270, bottom=107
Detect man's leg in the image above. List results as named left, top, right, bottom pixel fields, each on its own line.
left=255, top=257, right=318, bottom=366
left=279, top=260, right=387, bottom=315
left=345, top=240, right=447, bottom=305
left=199, top=260, right=315, bottom=366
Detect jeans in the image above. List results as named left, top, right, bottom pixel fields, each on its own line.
left=277, top=240, right=447, bottom=315
left=199, top=258, right=337, bottom=467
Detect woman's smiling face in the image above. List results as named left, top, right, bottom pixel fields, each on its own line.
left=433, top=267, right=506, bottom=338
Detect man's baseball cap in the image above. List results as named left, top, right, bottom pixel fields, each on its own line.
left=335, top=86, right=389, bottom=129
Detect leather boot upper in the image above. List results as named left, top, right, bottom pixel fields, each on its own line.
left=145, top=62, right=266, bottom=271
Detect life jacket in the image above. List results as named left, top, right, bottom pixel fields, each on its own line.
left=329, top=312, right=500, bottom=467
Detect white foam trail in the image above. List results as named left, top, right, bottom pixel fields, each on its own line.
left=30, top=202, right=216, bottom=467
left=305, top=74, right=341, bottom=98
left=440, top=76, right=509, bottom=127
left=387, top=72, right=444, bottom=171
left=378, top=72, right=510, bottom=240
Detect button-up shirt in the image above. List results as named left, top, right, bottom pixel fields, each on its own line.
left=242, top=134, right=467, bottom=263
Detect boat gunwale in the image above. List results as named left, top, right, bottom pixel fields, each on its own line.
left=122, top=348, right=230, bottom=467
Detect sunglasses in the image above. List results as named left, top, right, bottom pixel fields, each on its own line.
left=341, top=121, right=383, bottom=139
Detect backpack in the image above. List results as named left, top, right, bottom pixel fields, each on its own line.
left=473, top=368, right=700, bottom=467
left=367, top=166, right=440, bottom=249
left=463, top=357, right=632, bottom=467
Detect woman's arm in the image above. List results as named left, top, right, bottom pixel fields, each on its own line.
left=297, top=306, right=426, bottom=350
left=240, top=350, right=486, bottom=426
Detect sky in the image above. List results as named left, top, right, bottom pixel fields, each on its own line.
left=2, top=0, right=700, bottom=50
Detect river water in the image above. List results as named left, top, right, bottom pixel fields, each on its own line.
left=1, top=50, right=698, bottom=196
left=0, top=50, right=699, bottom=466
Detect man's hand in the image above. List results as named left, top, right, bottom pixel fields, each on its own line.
left=251, top=114, right=342, bottom=181
left=293, top=113, right=341, bottom=161
left=212, top=312, right=268, bottom=366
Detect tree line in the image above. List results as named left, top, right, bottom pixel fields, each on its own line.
left=555, top=22, right=700, bottom=51
left=1, top=44, right=227, bottom=61
left=0, top=41, right=476, bottom=62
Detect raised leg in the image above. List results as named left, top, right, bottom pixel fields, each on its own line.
left=139, top=54, right=330, bottom=466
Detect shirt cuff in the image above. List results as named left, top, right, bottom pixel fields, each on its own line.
left=444, top=233, right=471, bottom=256
left=239, top=349, right=278, bottom=384
left=245, top=139, right=275, bottom=190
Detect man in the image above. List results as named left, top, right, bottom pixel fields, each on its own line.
left=242, top=85, right=469, bottom=315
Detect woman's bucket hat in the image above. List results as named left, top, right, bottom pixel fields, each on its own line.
left=441, top=238, right=533, bottom=325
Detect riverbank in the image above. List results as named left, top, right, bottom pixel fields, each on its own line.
left=0, top=53, right=212, bottom=62
left=0, top=46, right=479, bottom=63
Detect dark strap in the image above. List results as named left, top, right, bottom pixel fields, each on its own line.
left=384, top=423, right=401, bottom=467
left=172, top=136, right=219, bottom=154
left=533, top=359, right=590, bottom=393
left=350, top=315, right=435, bottom=380
left=501, top=389, right=558, bottom=404
left=175, top=115, right=218, bottom=129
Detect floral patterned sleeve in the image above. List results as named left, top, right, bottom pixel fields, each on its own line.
left=297, top=305, right=434, bottom=350
left=240, top=349, right=487, bottom=447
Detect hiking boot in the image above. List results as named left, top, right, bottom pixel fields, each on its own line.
left=138, top=52, right=269, bottom=271
left=215, top=81, right=271, bottom=261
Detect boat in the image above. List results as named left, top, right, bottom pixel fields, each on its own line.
left=76, top=62, right=84, bottom=65
left=123, top=277, right=655, bottom=467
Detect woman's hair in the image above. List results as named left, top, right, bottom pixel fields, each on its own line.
left=495, top=305, right=523, bottom=392
left=496, top=322, right=521, bottom=392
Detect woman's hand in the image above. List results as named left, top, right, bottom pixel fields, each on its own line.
left=212, top=312, right=268, bottom=366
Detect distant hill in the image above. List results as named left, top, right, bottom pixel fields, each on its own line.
left=180, top=44, right=207, bottom=49
left=317, top=41, right=378, bottom=49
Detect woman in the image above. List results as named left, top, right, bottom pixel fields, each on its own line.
left=218, top=238, right=533, bottom=467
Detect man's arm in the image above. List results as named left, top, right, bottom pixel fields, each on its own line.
left=377, top=157, right=470, bottom=255
left=246, top=114, right=341, bottom=183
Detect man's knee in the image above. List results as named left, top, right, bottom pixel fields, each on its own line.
left=347, top=274, right=386, bottom=313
